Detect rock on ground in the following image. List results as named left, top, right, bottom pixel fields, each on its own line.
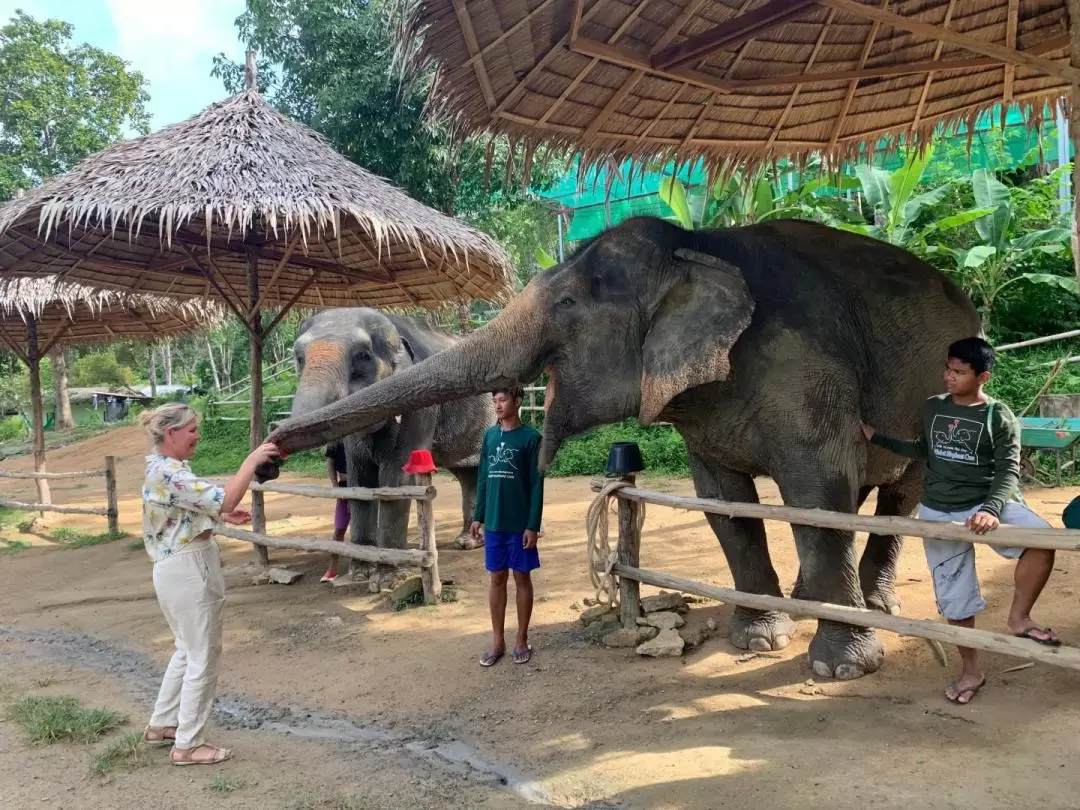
left=252, top=567, right=304, bottom=585
left=580, top=605, right=619, bottom=626
left=640, top=592, right=686, bottom=614
left=636, top=629, right=685, bottom=657
left=639, top=611, right=685, bottom=630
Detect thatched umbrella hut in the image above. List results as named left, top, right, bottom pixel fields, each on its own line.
left=0, top=276, right=221, bottom=505
left=398, top=0, right=1079, bottom=276
left=0, top=53, right=514, bottom=560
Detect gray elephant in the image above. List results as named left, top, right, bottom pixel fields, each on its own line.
left=264, top=217, right=981, bottom=679
left=274, top=308, right=495, bottom=585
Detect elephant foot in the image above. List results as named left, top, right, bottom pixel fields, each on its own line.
left=808, top=620, right=884, bottom=680
left=729, top=606, right=794, bottom=652
left=454, top=532, right=483, bottom=551
left=349, top=562, right=374, bottom=581
left=863, top=585, right=901, bottom=616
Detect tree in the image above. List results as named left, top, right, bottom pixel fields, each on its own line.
left=51, top=347, right=74, bottom=429
left=210, top=0, right=564, bottom=275
left=0, top=11, right=151, bottom=200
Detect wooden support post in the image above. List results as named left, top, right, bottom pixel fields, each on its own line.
left=415, top=471, right=441, bottom=604
left=104, top=455, right=119, bottom=535
left=246, top=246, right=270, bottom=566
left=617, top=474, right=641, bottom=629
left=25, top=314, right=50, bottom=506
left=1070, top=0, right=1080, bottom=287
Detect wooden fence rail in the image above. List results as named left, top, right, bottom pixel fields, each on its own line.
left=591, top=476, right=1080, bottom=671
left=0, top=456, right=118, bottom=534
left=212, top=475, right=441, bottom=603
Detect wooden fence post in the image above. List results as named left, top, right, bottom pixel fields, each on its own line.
left=104, top=456, right=119, bottom=536
left=415, top=472, right=441, bottom=604
left=617, top=473, right=641, bottom=629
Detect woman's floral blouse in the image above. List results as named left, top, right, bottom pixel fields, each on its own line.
left=141, top=454, right=225, bottom=562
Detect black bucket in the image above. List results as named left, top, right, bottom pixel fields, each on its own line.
left=605, top=442, right=645, bottom=476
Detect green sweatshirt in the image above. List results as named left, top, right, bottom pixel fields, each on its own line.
left=473, top=423, right=544, bottom=533
left=870, top=394, right=1020, bottom=518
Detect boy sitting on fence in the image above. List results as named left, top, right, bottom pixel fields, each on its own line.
left=471, top=383, right=544, bottom=667
left=861, top=337, right=1058, bottom=705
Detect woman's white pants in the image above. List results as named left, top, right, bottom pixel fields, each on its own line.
left=147, top=540, right=225, bottom=750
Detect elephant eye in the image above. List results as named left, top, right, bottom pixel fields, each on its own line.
left=355, top=350, right=372, bottom=363
left=556, top=295, right=575, bottom=309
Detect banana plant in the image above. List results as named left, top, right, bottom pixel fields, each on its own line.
left=535, top=247, right=558, bottom=269
left=931, top=167, right=1076, bottom=331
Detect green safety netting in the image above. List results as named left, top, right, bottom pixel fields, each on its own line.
left=537, top=104, right=1073, bottom=243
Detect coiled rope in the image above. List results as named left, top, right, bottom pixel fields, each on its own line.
left=585, top=479, right=645, bottom=607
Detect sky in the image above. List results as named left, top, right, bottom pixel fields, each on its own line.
left=1, top=0, right=248, bottom=129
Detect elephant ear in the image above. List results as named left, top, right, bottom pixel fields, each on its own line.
left=639, top=248, right=754, bottom=425
left=394, top=336, right=416, bottom=370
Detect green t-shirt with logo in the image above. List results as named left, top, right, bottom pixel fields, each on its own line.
left=472, top=423, right=544, bottom=533
left=870, top=395, right=1021, bottom=518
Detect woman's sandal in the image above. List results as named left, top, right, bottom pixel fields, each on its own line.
left=170, top=744, right=233, bottom=766
left=142, top=726, right=177, bottom=748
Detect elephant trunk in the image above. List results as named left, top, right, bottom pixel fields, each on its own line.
left=267, top=288, right=546, bottom=456
left=289, top=341, right=349, bottom=419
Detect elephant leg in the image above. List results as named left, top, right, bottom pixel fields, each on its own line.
left=790, top=486, right=872, bottom=600
left=347, top=461, right=379, bottom=579
left=447, top=466, right=481, bottom=550
left=373, top=459, right=412, bottom=590
left=689, top=454, right=792, bottom=652
left=859, top=467, right=920, bottom=616
left=774, top=467, right=884, bottom=680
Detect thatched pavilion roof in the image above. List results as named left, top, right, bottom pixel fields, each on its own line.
left=0, top=276, right=222, bottom=359
left=398, top=0, right=1071, bottom=170
left=0, top=89, right=513, bottom=309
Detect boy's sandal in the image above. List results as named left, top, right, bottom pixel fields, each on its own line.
left=142, top=726, right=176, bottom=747
left=945, top=677, right=986, bottom=705
left=1014, top=626, right=1061, bottom=647
left=479, top=650, right=504, bottom=668
left=512, top=646, right=533, bottom=664
left=170, top=744, right=233, bottom=766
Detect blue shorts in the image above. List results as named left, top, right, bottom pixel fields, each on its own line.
left=484, top=530, right=540, bottom=573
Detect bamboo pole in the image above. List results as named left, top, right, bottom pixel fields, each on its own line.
left=0, top=469, right=106, bottom=480
left=0, top=498, right=108, bottom=516
left=997, top=329, right=1080, bottom=352
left=104, top=456, right=119, bottom=536
left=214, top=525, right=432, bottom=567
left=611, top=563, right=1080, bottom=671
left=589, top=479, right=1080, bottom=551
left=243, top=481, right=436, bottom=502
left=414, top=471, right=441, bottom=604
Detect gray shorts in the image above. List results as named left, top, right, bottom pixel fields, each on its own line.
left=919, top=501, right=1050, bottom=621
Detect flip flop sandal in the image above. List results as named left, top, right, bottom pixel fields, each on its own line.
left=512, top=646, right=533, bottom=664
left=945, top=678, right=986, bottom=705
left=171, top=744, right=233, bottom=766
left=1014, top=627, right=1062, bottom=647
left=142, top=726, right=176, bottom=748
left=479, top=650, right=504, bottom=668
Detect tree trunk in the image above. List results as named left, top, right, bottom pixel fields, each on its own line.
left=164, top=340, right=173, bottom=387
left=206, top=338, right=222, bottom=390
left=26, top=315, right=50, bottom=505
left=148, top=348, right=157, bottom=398
left=51, top=347, right=75, bottom=430
left=1070, top=0, right=1080, bottom=286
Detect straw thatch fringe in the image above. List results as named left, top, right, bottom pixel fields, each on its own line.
left=394, top=0, right=1070, bottom=183
left=0, top=88, right=513, bottom=309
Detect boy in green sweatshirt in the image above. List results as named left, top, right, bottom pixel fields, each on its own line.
left=471, top=384, right=544, bottom=667
left=862, top=337, right=1057, bottom=705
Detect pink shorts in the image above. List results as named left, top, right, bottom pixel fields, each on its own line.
left=334, top=484, right=350, bottom=531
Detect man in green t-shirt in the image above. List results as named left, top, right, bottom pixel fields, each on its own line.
left=862, top=337, right=1058, bottom=705
left=470, top=384, right=544, bottom=668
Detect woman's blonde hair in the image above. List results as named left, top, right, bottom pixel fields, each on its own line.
left=139, top=403, right=198, bottom=446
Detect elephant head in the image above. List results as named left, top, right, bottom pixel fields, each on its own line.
left=266, top=218, right=754, bottom=472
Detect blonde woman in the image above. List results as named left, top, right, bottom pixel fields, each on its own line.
left=138, top=403, right=281, bottom=765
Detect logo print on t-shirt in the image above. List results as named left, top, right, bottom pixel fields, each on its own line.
left=930, top=415, right=984, bottom=465
left=488, top=440, right=520, bottom=480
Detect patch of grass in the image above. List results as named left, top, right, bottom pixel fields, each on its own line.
left=0, top=539, right=30, bottom=555
left=208, top=775, right=249, bottom=793
left=15, top=518, right=36, bottom=533
left=0, top=505, right=21, bottom=527
left=8, top=695, right=126, bottom=745
left=286, top=795, right=370, bottom=810
left=50, top=527, right=131, bottom=549
left=89, top=731, right=147, bottom=776
left=127, top=539, right=145, bottom=551
left=392, top=590, right=425, bottom=611
left=439, top=586, right=458, bottom=603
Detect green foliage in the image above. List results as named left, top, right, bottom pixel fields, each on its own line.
left=49, top=527, right=130, bottom=549
left=547, top=421, right=690, bottom=477
left=8, top=695, right=125, bottom=745
left=70, top=352, right=135, bottom=387
left=0, top=415, right=24, bottom=441
left=0, top=539, right=30, bottom=555
left=0, top=11, right=150, bottom=200
left=190, top=415, right=326, bottom=478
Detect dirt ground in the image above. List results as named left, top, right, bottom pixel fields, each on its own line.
left=2, top=425, right=1080, bottom=809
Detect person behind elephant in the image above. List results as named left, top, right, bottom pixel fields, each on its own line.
left=861, top=337, right=1058, bottom=705
left=471, top=384, right=544, bottom=666
left=320, top=441, right=349, bottom=583
left=139, top=403, right=282, bottom=764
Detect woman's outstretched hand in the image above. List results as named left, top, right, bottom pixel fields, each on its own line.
left=247, top=442, right=284, bottom=468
